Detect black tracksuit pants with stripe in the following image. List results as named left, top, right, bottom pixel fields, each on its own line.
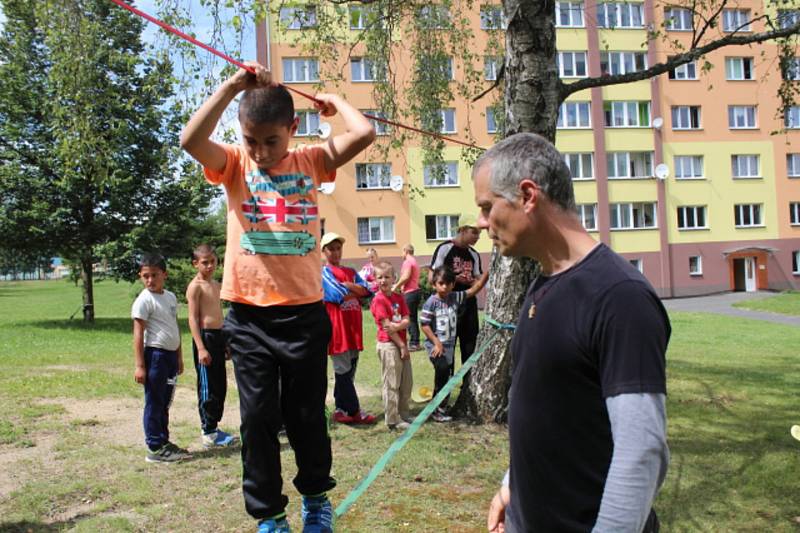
left=193, top=329, right=228, bottom=435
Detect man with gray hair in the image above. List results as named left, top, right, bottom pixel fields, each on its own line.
left=476, top=133, right=670, bottom=533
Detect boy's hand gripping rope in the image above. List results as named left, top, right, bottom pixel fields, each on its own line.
left=107, top=0, right=485, bottom=151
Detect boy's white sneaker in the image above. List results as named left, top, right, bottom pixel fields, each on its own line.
left=202, top=429, right=239, bottom=448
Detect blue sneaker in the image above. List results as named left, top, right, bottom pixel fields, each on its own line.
left=301, top=494, right=334, bottom=532
left=202, top=429, right=239, bottom=448
left=258, top=517, right=291, bottom=533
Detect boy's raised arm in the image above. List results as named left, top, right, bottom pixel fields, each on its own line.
left=314, top=93, right=376, bottom=172
left=180, top=62, right=273, bottom=172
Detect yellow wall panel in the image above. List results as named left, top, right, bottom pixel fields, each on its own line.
left=609, top=230, right=661, bottom=253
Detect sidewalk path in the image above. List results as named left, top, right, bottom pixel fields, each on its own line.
left=662, top=291, right=800, bottom=328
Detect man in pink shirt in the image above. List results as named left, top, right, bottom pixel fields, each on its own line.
left=392, top=244, right=422, bottom=351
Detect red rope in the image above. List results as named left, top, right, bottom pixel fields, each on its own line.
left=108, top=0, right=484, bottom=151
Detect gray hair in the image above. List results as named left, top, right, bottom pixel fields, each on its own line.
left=473, top=132, right=575, bottom=211
left=403, top=243, right=414, bottom=254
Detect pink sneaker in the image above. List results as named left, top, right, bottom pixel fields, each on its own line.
left=333, top=409, right=355, bottom=424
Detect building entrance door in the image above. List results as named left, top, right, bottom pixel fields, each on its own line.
left=744, top=257, right=757, bottom=292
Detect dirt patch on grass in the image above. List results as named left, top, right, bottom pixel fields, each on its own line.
left=0, top=433, right=57, bottom=500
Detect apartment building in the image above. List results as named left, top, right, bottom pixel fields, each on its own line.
left=258, top=1, right=800, bottom=297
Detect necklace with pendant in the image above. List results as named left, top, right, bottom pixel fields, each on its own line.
left=528, top=273, right=564, bottom=319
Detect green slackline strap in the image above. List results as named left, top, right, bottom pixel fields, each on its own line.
left=334, top=325, right=504, bottom=518
left=484, top=316, right=517, bottom=330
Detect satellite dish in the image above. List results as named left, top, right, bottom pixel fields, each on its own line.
left=317, top=122, right=332, bottom=139
left=655, top=163, right=670, bottom=180
left=652, top=117, right=664, bottom=129
left=318, top=181, right=336, bottom=195
left=389, top=175, right=404, bottom=192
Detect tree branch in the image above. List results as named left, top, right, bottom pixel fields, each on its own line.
left=561, top=21, right=800, bottom=99
left=472, top=63, right=504, bottom=102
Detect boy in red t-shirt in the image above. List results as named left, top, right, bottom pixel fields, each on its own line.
left=369, top=261, right=413, bottom=431
left=321, top=233, right=377, bottom=425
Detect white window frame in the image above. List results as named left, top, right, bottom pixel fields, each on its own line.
left=793, top=251, right=800, bottom=274
left=689, top=256, right=703, bottom=276
left=355, top=163, right=392, bottom=190
left=564, top=153, right=594, bottom=180
left=419, top=5, right=451, bottom=29
left=674, top=155, right=704, bottom=179
left=577, top=203, right=597, bottom=230
left=786, top=106, right=800, bottom=129
left=438, top=109, right=456, bottom=134
left=607, top=152, right=654, bottom=179
left=610, top=202, right=658, bottom=230
left=671, top=105, right=702, bottom=130
left=349, top=5, right=372, bottom=29
left=484, top=56, right=502, bottom=81
left=423, top=161, right=459, bottom=187
left=600, top=51, right=648, bottom=75
left=480, top=5, right=505, bottom=29
left=723, top=9, right=751, bottom=32
left=734, top=204, right=763, bottom=228
left=677, top=205, right=708, bottom=230
left=279, top=6, right=317, bottom=29
left=557, top=51, right=588, bottom=78
left=788, top=154, right=800, bottom=177
left=597, top=2, right=645, bottom=28
left=790, top=202, right=800, bottom=226
left=783, top=58, right=800, bottom=81
left=555, top=1, right=585, bottom=27
left=731, top=155, right=760, bottom=178
left=778, top=10, right=800, bottom=30
left=295, top=111, right=320, bottom=137
left=725, top=57, right=755, bottom=80
left=557, top=101, right=591, bottom=128
left=604, top=101, right=651, bottom=128
left=665, top=7, right=692, bottom=30
left=357, top=216, right=395, bottom=244
left=728, top=106, right=757, bottom=129
left=351, top=58, right=384, bottom=82
left=629, top=258, right=644, bottom=272
left=362, top=109, right=390, bottom=136
left=425, top=215, right=460, bottom=241
left=668, top=60, right=697, bottom=80
left=282, top=57, right=319, bottom=83
left=486, top=107, right=499, bottom=133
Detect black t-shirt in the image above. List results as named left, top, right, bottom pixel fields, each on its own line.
left=430, top=240, right=482, bottom=292
left=507, top=244, right=670, bottom=532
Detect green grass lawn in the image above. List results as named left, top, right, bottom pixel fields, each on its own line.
left=732, top=291, right=800, bottom=316
left=1, top=281, right=799, bottom=531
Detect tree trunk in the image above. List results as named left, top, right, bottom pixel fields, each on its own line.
left=80, top=257, right=94, bottom=323
left=453, top=0, right=558, bottom=421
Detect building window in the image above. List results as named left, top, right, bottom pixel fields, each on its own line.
left=484, top=56, right=502, bottom=81
left=279, top=6, right=317, bottom=29
left=793, top=251, right=800, bottom=274
left=423, top=162, right=459, bottom=187
left=607, top=152, right=654, bottom=179
left=419, top=5, right=451, bottom=29
left=671, top=105, right=701, bottom=129
left=564, top=153, right=594, bottom=180
left=788, top=154, right=800, bottom=177
left=424, top=108, right=456, bottom=134
left=355, top=163, right=392, bottom=190
left=723, top=9, right=751, bottom=32
left=778, top=9, right=800, bottom=29
left=791, top=202, right=800, bottom=225
left=734, top=204, right=763, bottom=227
left=557, top=52, right=588, bottom=78
left=555, top=1, right=584, bottom=27
left=782, top=58, right=800, bottom=81
left=725, top=57, right=755, bottom=80
left=629, top=258, right=643, bottom=272
left=597, top=2, right=644, bottom=28
left=604, top=101, right=651, bottom=127
left=282, top=58, right=319, bottom=83
left=349, top=4, right=380, bottom=29
left=351, top=58, right=385, bottom=82
left=357, top=216, right=395, bottom=244
left=577, top=204, right=597, bottom=230
left=480, top=5, right=505, bottom=29
left=674, top=155, right=704, bottom=179
left=728, top=106, right=757, bottom=129
left=786, top=106, right=800, bottom=128
left=557, top=102, right=591, bottom=128
left=665, top=7, right=692, bottom=30
left=677, top=205, right=707, bottom=230
left=689, top=256, right=703, bottom=276
left=600, top=52, right=648, bottom=75
left=425, top=215, right=459, bottom=240
left=295, top=111, right=320, bottom=137
left=486, top=107, right=499, bottom=133
left=668, top=59, right=697, bottom=80
left=362, top=110, right=390, bottom=135
left=731, top=155, right=760, bottom=178
left=610, top=202, right=657, bottom=229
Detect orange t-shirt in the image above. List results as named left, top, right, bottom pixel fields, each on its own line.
left=204, top=143, right=335, bottom=307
